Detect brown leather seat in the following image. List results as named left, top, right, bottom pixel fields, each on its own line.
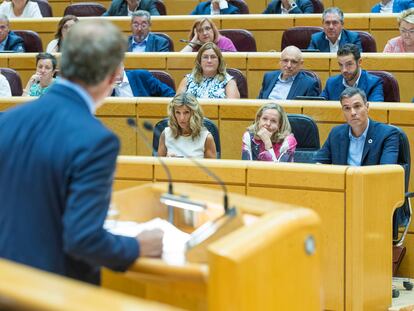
left=227, top=68, right=247, bottom=98
left=155, top=0, right=166, bottom=15
left=149, top=70, right=176, bottom=91
left=367, top=70, right=400, bottom=102
left=302, top=69, right=322, bottom=94
left=13, top=30, right=43, bottom=52
left=219, top=29, right=257, bottom=52
left=228, top=0, right=249, bottom=14
left=281, top=26, right=322, bottom=50
left=152, top=32, right=174, bottom=51
left=357, top=31, right=377, bottom=52
left=63, top=2, right=106, bottom=16
left=31, top=0, right=53, bottom=17
left=1, top=68, right=23, bottom=96
left=310, top=0, right=324, bottom=13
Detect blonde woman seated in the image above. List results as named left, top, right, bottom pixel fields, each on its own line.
left=46, top=15, right=79, bottom=53
left=181, top=17, right=236, bottom=52
left=0, top=0, right=42, bottom=18
left=242, top=103, right=297, bottom=162
left=158, top=93, right=217, bottom=158
left=23, top=53, right=57, bottom=97
left=384, top=8, right=414, bottom=52
left=177, top=42, right=240, bottom=99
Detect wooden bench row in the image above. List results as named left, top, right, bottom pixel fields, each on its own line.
left=10, top=13, right=400, bottom=53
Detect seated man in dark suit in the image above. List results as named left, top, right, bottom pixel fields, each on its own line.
left=308, top=7, right=362, bottom=52
left=314, top=87, right=399, bottom=165
left=103, top=0, right=159, bottom=16
left=127, top=10, right=170, bottom=52
left=321, top=44, right=384, bottom=102
left=113, top=64, right=175, bottom=97
left=0, top=15, right=24, bottom=52
left=191, top=0, right=239, bottom=15
left=263, top=0, right=314, bottom=14
left=258, top=45, right=320, bottom=99
left=371, top=0, right=414, bottom=13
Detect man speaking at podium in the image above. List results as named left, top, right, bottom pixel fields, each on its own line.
left=0, top=20, right=162, bottom=284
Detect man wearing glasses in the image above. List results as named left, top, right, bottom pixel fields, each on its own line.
left=321, top=43, right=384, bottom=102
left=308, top=7, right=362, bottom=52
left=127, top=10, right=171, bottom=52
left=314, top=87, right=399, bottom=165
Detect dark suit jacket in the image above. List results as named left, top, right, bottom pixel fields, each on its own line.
left=190, top=1, right=239, bottom=14
left=4, top=31, right=25, bottom=52
left=321, top=70, right=384, bottom=102
left=0, top=82, right=139, bottom=284
left=308, top=29, right=363, bottom=52
left=258, top=70, right=320, bottom=99
left=313, top=119, right=399, bottom=165
left=371, top=0, right=414, bottom=12
left=263, top=0, right=314, bottom=13
left=122, top=70, right=175, bottom=97
left=127, top=33, right=170, bottom=52
left=103, top=0, right=159, bottom=16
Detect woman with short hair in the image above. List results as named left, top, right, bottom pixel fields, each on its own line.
left=383, top=8, right=414, bottom=52
left=23, top=53, right=57, bottom=96
left=158, top=93, right=217, bottom=158
left=242, top=103, right=297, bottom=162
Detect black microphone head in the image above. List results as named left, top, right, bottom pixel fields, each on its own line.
left=143, top=121, right=154, bottom=132
left=127, top=118, right=137, bottom=128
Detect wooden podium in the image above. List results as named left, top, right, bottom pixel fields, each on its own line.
left=102, top=183, right=322, bottom=310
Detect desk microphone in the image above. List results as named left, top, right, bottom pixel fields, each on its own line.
left=143, top=121, right=231, bottom=214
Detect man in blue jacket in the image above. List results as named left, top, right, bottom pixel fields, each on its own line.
left=191, top=0, right=239, bottom=15
left=263, top=0, right=314, bottom=14
left=314, top=87, right=399, bottom=165
left=371, top=0, right=414, bottom=13
left=308, top=7, right=362, bottom=52
left=127, top=10, right=171, bottom=52
left=103, top=0, right=159, bottom=16
left=113, top=64, right=175, bottom=97
left=321, top=44, right=384, bottom=102
left=258, top=45, right=320, bottom=99
left=0, top=20, right=163, bottom=284
left=0, top=15, right=24, bottom=52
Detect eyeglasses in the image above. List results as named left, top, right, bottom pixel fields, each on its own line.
left=132, top=22, right=149, bottom=29
left=197, top=26, right=212, bottom=33
left=201, top=54, right=218, bottom=61
left=399, top=27, right=414, bottom=35
left=341, top=103, right=366, bottom=112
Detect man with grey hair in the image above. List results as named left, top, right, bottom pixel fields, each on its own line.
left=258, top=45, right=320, bottom=99
left=308, top=7, right=362, bottom=52
left=127, top=10, right=171, bottom=52
left=0, top=14, right=24, bottom=52
left=0, top=19, right=163, bottom=284
left=314, top=87, right=399, bottom=165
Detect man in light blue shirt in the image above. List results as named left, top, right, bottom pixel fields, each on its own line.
left=314, top=87, right=399, bottom=165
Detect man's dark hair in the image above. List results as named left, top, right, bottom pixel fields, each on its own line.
left=339, top=87, right=367, bottom=104
left=337, top=43, right=360, bottom=61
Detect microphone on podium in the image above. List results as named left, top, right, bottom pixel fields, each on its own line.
left=179, top=39, right=203, bottom=47
left=142, top=121, right=231, bottom=215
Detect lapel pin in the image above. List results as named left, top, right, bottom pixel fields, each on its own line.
left=368, top=139, right=373, bottom=144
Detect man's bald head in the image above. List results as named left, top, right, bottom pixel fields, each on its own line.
left=280, top=45, right=303, bottom=80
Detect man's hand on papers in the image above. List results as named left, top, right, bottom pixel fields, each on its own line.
left=136, top=229, right=164, bottom=257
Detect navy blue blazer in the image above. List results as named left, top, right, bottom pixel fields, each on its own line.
left=0, top=82, right=139, bottom=284
left=190, top=1, right=239, bottom=14
left=263, top=0, right=314, bottom=13
left=313, top=119, right=399, bottom=165
left=103, top=0, right=159, bottom=16
left=127, top=33, right=170, bottom=52
left=308, top=29, right=363, bottom=52
left=321, top=70, right=384, bottom=102
left=371, top=0, right=414, bottom=12
left=123, top=70, right=175, bottom=97
left=258, top=70, right=320, bottom=99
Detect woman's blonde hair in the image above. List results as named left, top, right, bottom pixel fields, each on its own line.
left=192, top=42, right=227, bottom=84
left=398, top=8, right=414, bottom=25
left=188, top=17, right=220, bottom=52
left=168, top=93, right=204, bottom=139
left=247, top=103, right=292, bottom=144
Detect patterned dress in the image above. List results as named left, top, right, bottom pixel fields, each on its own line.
left=185, top=73, right=233, bottom=99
